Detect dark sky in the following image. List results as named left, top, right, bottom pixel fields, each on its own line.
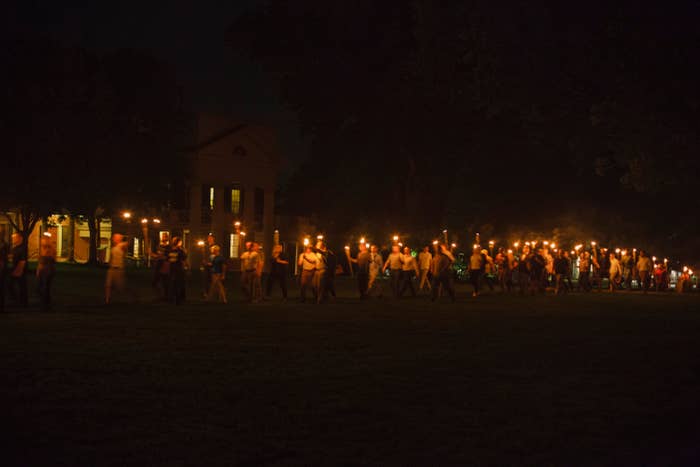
left=7, top=1, right=306, bottom=163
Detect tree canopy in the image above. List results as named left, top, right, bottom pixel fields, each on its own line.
left=229, top=2, right=700, bottom=257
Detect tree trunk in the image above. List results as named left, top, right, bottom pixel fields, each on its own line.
left=87, top=212, right=99, bottom=265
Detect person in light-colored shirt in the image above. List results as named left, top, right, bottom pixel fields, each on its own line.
left=636, top=251, right=653, bottom=293
left=609, top=252, right=622, bottom=292
left=417, top=246, right=432, bottom=292
left=368, top=245, right=384, bottom=297
left=298, top=245, right=318, bottom=302
left=382, top=245, right=403, bottom=298
left=105, top=233, right=128, bottom=304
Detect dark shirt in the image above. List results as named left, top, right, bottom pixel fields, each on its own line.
left=554, top=257, right=568, bottom=275
left=211, top=255, right=225, bottom=274
left=355, top=250, right=370, bottom=274
left=270, top=252, right=288, bottom=275
left=325, top=251, right=337, bottom=275
left=168, top=247, right=187, bottom=272
left=434, top=253, right=452, bottom=275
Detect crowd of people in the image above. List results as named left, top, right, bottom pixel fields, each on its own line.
left=0, top=229, right=696, bottom=311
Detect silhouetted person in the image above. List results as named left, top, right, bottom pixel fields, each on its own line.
left=151, top=232, right=170, bottom=300
left=201, top=234, right=218, bottom=298
left=431, top=244, right=455, bottom=302
left=8, top=233, right=28, bottom=307
left=168, top=237, right=187, bottom=305
left=348, top=243, right=370, bottom=299
left=37, top=234, right=57, bottom=311
left=207, top=245, right=227, bottom=303
left=266, top=244, right=289, bottom=300
left=398, top=246, right=418, bottom=297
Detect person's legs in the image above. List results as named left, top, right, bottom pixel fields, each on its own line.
left=470, top=270, right=480, bottom=296
left=357, top=272, right=368, bottom=298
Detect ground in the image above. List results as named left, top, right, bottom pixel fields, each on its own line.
left=1, top=265, right=699, bottom=466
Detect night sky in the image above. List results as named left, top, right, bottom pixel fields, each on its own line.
left=7, top=1, right=306, bottom=163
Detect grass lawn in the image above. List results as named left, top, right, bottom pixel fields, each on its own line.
left=2, top=264, right=700, bottom=465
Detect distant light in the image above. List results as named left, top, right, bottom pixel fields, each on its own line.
left=507, top=249, right=513, bottom=254
left=344, top=245, right=349, bottom=250
left=360, top=237, right=365, bottom=244
left=451, top=243, right=457, bottom=248
left=141, top=218, right=148, bottom=224
left=197, top=240, right=205, bottom=246
left=317, top=235, right=324, bottom=240
left=393, top=235, right=399, bottom=241
left=240, top=231, right=246, bottom=237
left=303, top=238, right=309, bottom=246
left=433, top=240, right=438, bottom=245
left=591, top=241, right=596, bottom=246
left=122, top=212, right=131, bottom=219
left=43, top=232, right=52, bottom=237
left=153, top=218, right=161, bottom=224
left=543, top=241, right=549, bottom=246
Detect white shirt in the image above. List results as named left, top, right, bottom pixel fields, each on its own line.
left=300, top=252, right=317, bottom=271
left=609, top=257, right=622, bottom=278
left=418, top=251, right=432, bottom=270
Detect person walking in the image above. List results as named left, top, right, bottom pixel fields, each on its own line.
left=348, top=243, right=370, bottom=299
left=636, top=250, right=653, bottom=293
left=431, top=244, right=456, bottom=302
left=578, top=250, right=591, bottom=292
left=368, top=245, right=384, bottom=298
left=105, top=233, right=128, bottom=305
left=297, top=245, right=318, bottom=303
left=398, top=246, right=419, bottom=298
left=553, top=250, right=569, bottom=295
left=201, top=234, right=218, bottom=298
left=417, top=246, right=432, bottom=293
left=151, top=233, right=170, bottom=301
left=313, top=241, right=328, bottom=304
left=37, top=233, right=57, bottom=311
left=468, top=247, right=485, bottom=297
left=265, top=244, right=289, bottom=300
left=382, top=245, right=403, bottom=298
left=609, top=251, right=622, bottom=292
left=167, top=236, right=187, bottom=305
left=206, top=245, right=227, bottom=303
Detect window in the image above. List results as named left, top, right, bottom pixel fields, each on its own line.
left=229, top=233, right=240, bottom=258
left=254, top=187, right=264, bottom=231
left=225, top=184, right=243, bottom=215
left=201, top=185, right=214, bottom=224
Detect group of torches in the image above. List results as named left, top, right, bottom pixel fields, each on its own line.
left=180, top=223, right=696, bottom=277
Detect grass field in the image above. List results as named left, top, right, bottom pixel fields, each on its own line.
left=2, top=265, right=700, bottom=466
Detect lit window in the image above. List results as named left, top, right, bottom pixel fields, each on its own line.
left=231, top=188, right=241, bottom=215
left=209, top=187, right=215, bottom=210
left=230, top=233, right=240, bottom=258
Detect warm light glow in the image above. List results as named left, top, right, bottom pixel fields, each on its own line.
left=473, top=244, right=479, bottom=249
left=141, top=218, right=148, bottom=224
left=234, top=221, right=241, bottom=227
left=514, top=242, right=520, bottom=248
left=615, top=248, right=621, bottom=253
left=443, top=229, right=448, bottom=234
left=591, top=241, right=596, bottom=246
left=365, top=243, right=370, bottom=249
left=317, top=235, right=324, bottom=240
left=153, top=218, right=161, bottom=224
left=344, top=245, right=349, bottom=250
left=621, top=250, right=627, bottom=256
left=664, top=258, right=668, bottom=263
left=360, top=237, right=365, bottom=244
left=303, top=238, right=309, bottom=246
left=451, top=243, right=457, bottom=248
left=489, top=240, right=494, bottom=245
left=240, top=231, right=246, bottom=237
left=122, top=211, right=131, bottom=219
left=197, top=240, right=205, bottom=247
left=570, top=250, right=575, bottom=255
left=393, top=235, right=399, bottom=241
left=543, top=241, right=549, bottom=246
left=432, top=240, right=438, bottom=245
left=43, top=232, right=51, bottom=237
left=550, top=243, right=556, bottom=249
left=525, top=241, right=530, bottom=246
left=652, top=256, right=657, bottom=261
left=398, top=242, right=403, bottom=247
left=507, top=249, right=513, bottom=254
left=575, top=244, right=583, bottom=251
